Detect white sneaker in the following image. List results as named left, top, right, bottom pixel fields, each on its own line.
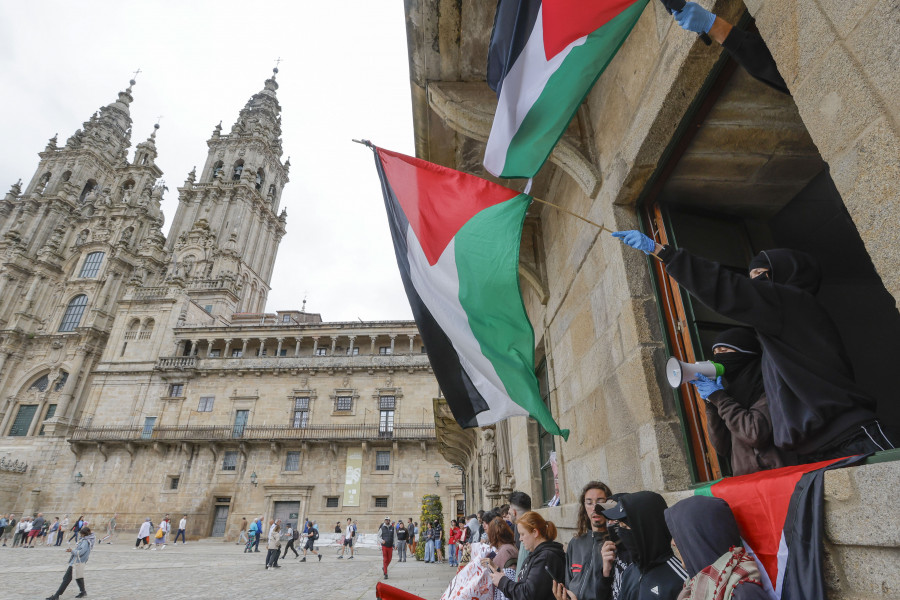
left=161, top=544, right=166, bottom=549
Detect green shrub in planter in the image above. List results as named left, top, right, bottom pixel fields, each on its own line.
left=415, top=493, right=444, bottom=561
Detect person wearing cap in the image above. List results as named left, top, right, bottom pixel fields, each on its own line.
left=690, top=327, right=786, bottom=476
left=612, top=233, right=893, bottom=462
left=378, top=517, right=395, bottom=579
left=601, top=492, right=687, bottom=600
left=558, top=481, right=616, bottom=600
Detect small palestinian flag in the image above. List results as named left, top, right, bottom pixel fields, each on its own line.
left=485, top=0, right=649, bottom=179
left=695, top=455, right=868, bottom=599
left=371, top=145, right=568, bottom=439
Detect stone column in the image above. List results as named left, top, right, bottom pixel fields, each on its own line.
left=0, top=348, right=10, bottom=377
left=259, top=337, right=267, bottom=356
left=204, top=339, right=214, bottom=358
left=330, top=336, right=337, bottom=355
left=223, top=339, right=233, bottom=357
left=312, top=337, right=319, bottom=355
left=188, top=340, right=198, bottom=356
left=389, top=334, right=396, bottom=354
left=241, top=339, right=249, bottom=356
left=55, top=346, right=89, bottom=419
left=408, top=335, right=415, bottom=354
left=348, top=336, right=356, bottom=356
left=0, top=394, right=16, bottom=435
left=23, top=274, right=42, bottom=311
left=370, top=335, right=377, bottom=354
left=26, top=400, right=45, bottom=437
left=276, top=338, right=284, bottom=357
left=294, top=337, right=302, bottom=356
left=173, top=340, right=183, bottom=356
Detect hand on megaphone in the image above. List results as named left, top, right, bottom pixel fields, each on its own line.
left=688, top=373, right=724, bottom=400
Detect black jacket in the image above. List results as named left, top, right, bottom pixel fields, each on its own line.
left=379, top=524, right=394, bottom=546
left=665, top=496, right=769, bottom=600
left=616, top=492, right=687, bottom=600
left=498, top=540, right=566, bottom=600
left=565, top=532, right=613, bottom=600
left=660, top=247, right=877, bottom=453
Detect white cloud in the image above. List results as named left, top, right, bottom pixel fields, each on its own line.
left=0, top=0, right=415, bottom=321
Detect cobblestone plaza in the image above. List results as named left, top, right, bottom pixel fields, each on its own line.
left=0, top=538, right=454, bottom=600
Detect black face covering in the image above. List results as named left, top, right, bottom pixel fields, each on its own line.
left=616, top=527, right=641, bottom=567
left=751, top=271, right=770, bottom=281
left=713, top=328, right=765, bottom=408
left=714, top=351, right=755, bottom=377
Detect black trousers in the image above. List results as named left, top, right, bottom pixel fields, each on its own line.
left=282, top=539, right=298, bottom=558
left=56, top=566, right=85, bottom=596
left=265, top=548, right=280, bottom=567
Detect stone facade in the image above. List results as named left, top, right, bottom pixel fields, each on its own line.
left=0, top=71, right=456, bottom=538
left=405, top=0, right=900, bottom=598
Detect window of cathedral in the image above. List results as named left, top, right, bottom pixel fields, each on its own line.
left=8, top=405, right=37, bottom=436
left=58, top=295, right=88, bottom=332
left=222, top=451, right=238, bottom=471
left=268, top=184, right=276, bottom=198
left=198, top=396, right=215, bottom=412
left=255, top=168, right=265, bottom=191
left=29, top=375, right=50, bottom=392
left=54, top=372, right=68, bottom=392
left=78, top=179, right=97, bottom=203
left=169, top=383, right=185, bottom=398
left=38, top=404, right=57, bottom=436
left=125, top=318, right=140, bottom=340
left=169, top=476, right=180, bottom=490
left=284, top=451, right=301, bottom=471
left=139, top=319, right=154, bottom=340
left=232, top=160, right=244, bottom=181
left=37, top=172, right=51, bottom=194
left=79, top=251, right=105, bottom=278
left=211, top=161, right=224, bottom=181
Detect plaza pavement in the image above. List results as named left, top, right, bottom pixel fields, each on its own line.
left=0, top=538, right=456, bottom=600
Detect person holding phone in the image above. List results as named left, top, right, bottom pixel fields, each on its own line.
left=488, top=512, right=565, bottom=600
left=559, top=482, right=617, bottom=600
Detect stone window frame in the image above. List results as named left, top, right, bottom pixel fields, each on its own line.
left=373, top=388, right=402, bottom=435
left=222, top=450, right=239, bottom=471
left=163, top=475, right=180, bottom=492
left=330, top=388, right=359, bottom=416
left=324, top=496, right=340, bottom=509
left=371, top=446, right=394, bottom=475
left=288, top=389, right=317, bottom=428
left=373, top=496, right=390, bottom=509
left=283, top=451, right=301, bottom=472
left=78, top=251, right=105, bottom=278
left=198, top=396, right=215, bottom=412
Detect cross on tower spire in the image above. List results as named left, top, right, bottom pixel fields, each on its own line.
left=132, top=68, right=142, bottom=80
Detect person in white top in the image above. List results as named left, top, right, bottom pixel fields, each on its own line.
left=174, top=515, right=187, bottom=544
left=338, top=517, right=355, bottom=559
left=153, top=515, right=170, bottom=549
left=135, top=518, right=152, bottom=549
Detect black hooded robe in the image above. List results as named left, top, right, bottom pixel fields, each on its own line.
left=658, top=246, right=878, bottom=456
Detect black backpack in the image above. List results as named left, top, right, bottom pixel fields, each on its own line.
left=292, top=529, right=300, bottom=541
left=312, top=528, right=319, bottom=541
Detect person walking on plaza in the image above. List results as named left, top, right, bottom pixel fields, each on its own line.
left=13, top=516, right=29, bottom=547
left=46, top=517, right=61, bottom=546
left=104, top=513, right=117, bottom=544
left=423, top=522, right=435, bottom=563
left=433, top=520, right=445, bottom=563
left=45, top=526, right=94, bottom=599
left=300, top=520, right=322, bottom=562
left=396, top=520, right=408, bottom=562
left=135, top=518, right=152, bottom=549
left=282, top=523, right=300, bottom=559
left=265, top=522, right=282, bottom=569
left=26, top=513, right=45, bottom=548
left=338, top=518, right=355, bottom=559
left=245, top=518, right=259, bottom=552
left=0, top=514, right=11, bottom=546
left=407, top=518, right=416, bottom=554
left=379, top=517, right=395, bottom=579
left=56, top=515, right=68, bottom=547
left=237, top=517, right=249, bottom=546
left=68, top=516, right=84, bottom=544
left=174, top=515, right=187, bottom=544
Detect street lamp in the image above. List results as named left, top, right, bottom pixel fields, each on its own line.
left=74, top=472, right=85, bottom=486
left=434, top=471, right=440, bottom=486
left=250, top=472, right=258, bottom=487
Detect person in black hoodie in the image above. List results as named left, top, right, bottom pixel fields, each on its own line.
left=491, top=511, right=566, bottom=600
left=612, top=232, right=894, bottom=462
left=602, top=492, right=688, bottom=600
left=690, top=327, right=786, bottom=475
left=665, top=496, right=768, bottom=599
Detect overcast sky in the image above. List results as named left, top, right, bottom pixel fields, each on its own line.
left=0, top=1, right=415, bottom=322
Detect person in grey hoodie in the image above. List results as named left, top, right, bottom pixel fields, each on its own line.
left=46, top=526, right=94, bottom=599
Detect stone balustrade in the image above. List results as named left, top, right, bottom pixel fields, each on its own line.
left=155, top=356, right=198, bottom=370
left=69, top=422, right=435, bottom=442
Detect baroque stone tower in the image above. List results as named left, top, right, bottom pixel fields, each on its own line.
left=0, top=78, right=168, bottom=437
left=166, top=68, right=289, bottom=316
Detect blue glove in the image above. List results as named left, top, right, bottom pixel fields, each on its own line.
left=611, top=230, right=657, bottom=254
left=673, top=2, right=717, bottom=34
left=689, top=373, right=724, bottom=400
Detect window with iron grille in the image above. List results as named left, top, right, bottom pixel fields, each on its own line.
left=374, top=496, right=388, bottom=508
left=198, top=396, right=214, bottom=412
left=326, top=497, right=339, bottom=508
left=170, top=383, right=184, bottom=397
left=375, top=451, right=391, bottom=471
left=79, top=251, right=105, bottom=278
left=335, top=396, right=352, bottom=412
left=284, top=451, right=300, bottom=471
left=58, top=295, right=88, bottom=332
left=222, top=451, right=238, bottom=471
left=379, top=396, right=396, bottom=410
left=292, top=397, right=309, bottom=428
left=170, top=476, right=180, bottom=490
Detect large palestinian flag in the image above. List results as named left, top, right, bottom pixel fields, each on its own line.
left=484, top=0, right=649, bottom=179
left=371, top=146, right=568, bottom=439
left=695, top=454, right=868, bottom=599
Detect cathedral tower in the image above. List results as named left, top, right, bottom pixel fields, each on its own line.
left=166, top=68, right=289, bottom=315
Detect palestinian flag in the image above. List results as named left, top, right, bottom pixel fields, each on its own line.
left=695, top=455, right=868, bottom=599
left=371, top=145, right=568, bottom=439
left=484, top=0, right=649, bottom=179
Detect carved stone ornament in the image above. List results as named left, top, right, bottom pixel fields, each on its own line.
left=480, top=428, right=500, bottom=493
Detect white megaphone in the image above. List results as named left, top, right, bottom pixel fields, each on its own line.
left=665, top=357, right=724, bottom=388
